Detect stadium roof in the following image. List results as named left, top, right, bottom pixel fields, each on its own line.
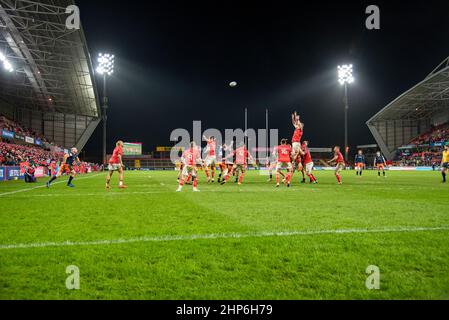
left=367, top=57, right=449, bottom=122
left=0, top=0, right=100, bottom=118
left=366, top=56, right=449, bottom=159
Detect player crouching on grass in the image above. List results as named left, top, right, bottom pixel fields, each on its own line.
left=328, top=146, right=345, bottom=185
left=274, top=139, right=293, bottom=188
left=177, top=142, right=201, bottom=192
left=106, top=140, right=127, bottom=190
left=374, top=151, right=387, bottom=178
left=441, top=144, right=449, bottom=183
left=46, top=147, right=80, bottom=188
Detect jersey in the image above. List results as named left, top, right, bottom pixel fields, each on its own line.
left=292, top=127, right=303, bottom=143
left=275, top=145, right=292, bottom=163
left=335, top=151, right=344, bottom=164
left=206, top=141, right=216, bottom=157
left=374, top=155, right=386, bottom=165
left=354, top=154, right=365, bottom=164
left=65, top=152, right=79, bottom=166
left=109, top=146, right=123, bottom=164
left=302, top=146, right=313, bottom=165
left=182, top=148, right=200, bottom=166
left=442, top=150, right=449, bottom=163
left=234, top=147, right=249, bottom=165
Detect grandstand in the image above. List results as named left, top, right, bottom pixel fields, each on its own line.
left=367, top=56, right=449, bottom=161
left=0, top=0, right=100, bottom=151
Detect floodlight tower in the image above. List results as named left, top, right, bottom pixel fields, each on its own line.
left=96, top=53, right=115, bottom=166
left=0, top=52, right=14, bottom=72
left=338, top=64, right=354, bottom=162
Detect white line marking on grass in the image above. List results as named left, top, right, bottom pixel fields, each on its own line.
left=0, top=226, right=448, bottom=251
left=0, top=174, right=102, bottom=197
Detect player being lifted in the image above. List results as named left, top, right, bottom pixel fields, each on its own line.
left=302, top=141, right=317, bottom=184
left=221, top=142, right=253, bottom=185
left=177, top=142, right=201, bottom=192
left=46, top=147, right=80, bottom=188
left=274, top=139, right=293, bottom=187
left=328, top=146, right=345, bottom=185
left=441, top=144, right=449, bottom=183
left=374, top=151, right=387, bottom=178
left=291, top=111, right=305, bottom=160
left=354, top=150, right=366, bottom=176
left=203, top=135, right=217, bottom=183
left=106, top=140, right=127, bottom=189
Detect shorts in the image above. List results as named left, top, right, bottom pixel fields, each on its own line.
left=356, top=163, right=364, bottom=168
left=182, top=165, right=197, bottom=177
left=442, top=162, right=449, bottom=169
left=292, top=142, right=301, bottom=154
left=205, top=156, right=217, bottom=167
left=59, top=164, right=73, bottom=174
left=234, top=164, right=247, bottom=172
left=335, top=162, right=345, bottom=173
left=276, top=162, right=293, bottom=170
left=376, top=164, right=385, bottom=170
left=108, top=163, right=122, bottom=171
left=304, top=162, right=314, bottom=175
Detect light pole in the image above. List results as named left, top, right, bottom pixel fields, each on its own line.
left=338, top=64, right=354, bottom=162
left=96, top=53, right=115, bottom=167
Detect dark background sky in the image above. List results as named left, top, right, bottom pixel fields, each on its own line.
left=77, top=0, right=449, bottom=160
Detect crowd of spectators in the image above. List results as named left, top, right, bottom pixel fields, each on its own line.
left=0, top=114, right=53, bottom=146
left=409, top=123, right=449, bottom=146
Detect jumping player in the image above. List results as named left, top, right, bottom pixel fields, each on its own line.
left=328, top=146, right=345, bottom=185
left=354, top=150, right=366, bottom=176
left=441, top=144, right=449, bottom=183
left=374, top=151, right=387, bottom=178
left=46, top=147, right=81, bottom=188
left=302, top=141, right=317, bottom=184
left=177, top=142, right=201, bottom=192
left=291, top=111, right=305, bottom=160
left=274, top=139, right=293, bottom=187
left=203, top=135, right=217, bottom=183
left=106, top=140, right=127, bottom=189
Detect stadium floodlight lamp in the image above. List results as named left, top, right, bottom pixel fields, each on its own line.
left=0, top=52, right=14, bottom=72
left=96, top=53, right=114, bottom=76
left=338, top=64, right=354, bottom=85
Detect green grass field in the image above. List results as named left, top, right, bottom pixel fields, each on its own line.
left=0, top=169, right=448, bottom=300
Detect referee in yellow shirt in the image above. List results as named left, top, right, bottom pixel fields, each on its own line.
left=441, top=144, right=449, bottom=183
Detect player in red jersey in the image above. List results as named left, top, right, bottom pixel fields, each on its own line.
left=274, top=139, right=293, bottom=187
left=177, top=142, right=201, bottom=192
left=218, top=141, right=234, bottom=183
left=328, top=146, right=345, bottom=185
left=291, top=111, right=305, bottom=160
left=203, top=135, right=217, bottom=183
left=221, top=142, right=253, bottom=185
left=301, top=141, right=317, bottom=184
left=106, top=140, right=127, bottom=189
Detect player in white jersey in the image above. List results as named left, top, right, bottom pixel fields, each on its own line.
left=203, top=135, right=217, bottom=183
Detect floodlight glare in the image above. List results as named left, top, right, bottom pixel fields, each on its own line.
left=0, top=52, right=14, bottom=72
left=338, top=64, right=354, bottom=85
left=96, top=53, right=114, bottom=76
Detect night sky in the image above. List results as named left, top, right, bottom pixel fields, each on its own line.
left=77, top=0, right=449, bottom=160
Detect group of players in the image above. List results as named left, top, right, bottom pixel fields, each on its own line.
left=43, top=112, right=449, bottom=190
left=176, top=112, right=347, bottom=192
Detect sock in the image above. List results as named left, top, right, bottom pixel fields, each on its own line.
left=48, top=176, right=57, bottom=184
left=186, top=175, right=192, bottom=183
left=336, top=174, right=341, bottom=183
left=238, top=173, right=245, bottom=184
left=211, top=169, right=215, bottom=179
left=119, top=180, right=123, bottom=186
left=383, top=171, right=386, bottom=176
left=308, top=174, right=316, bottom=182
left=205, top=169, right=210, bottom=179
left=360, top=170, right=363, bottom=176
left=68, top=176, right=74, bottom=185
left=179, top=179, right=185, bottom=187
left=286, top=173, right=292, bottom=183
left=276, top=173, right=280, bottom=184
left=442, top=171, right=446, bottom=182
left=378, top=171, right=381, bottom=177
left=193, top=178, right=198, bottom=188
left=269, top=173, right=273, bottom=180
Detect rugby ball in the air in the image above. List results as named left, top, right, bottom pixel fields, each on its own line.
left=229, top=81, right=237, bottom=87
